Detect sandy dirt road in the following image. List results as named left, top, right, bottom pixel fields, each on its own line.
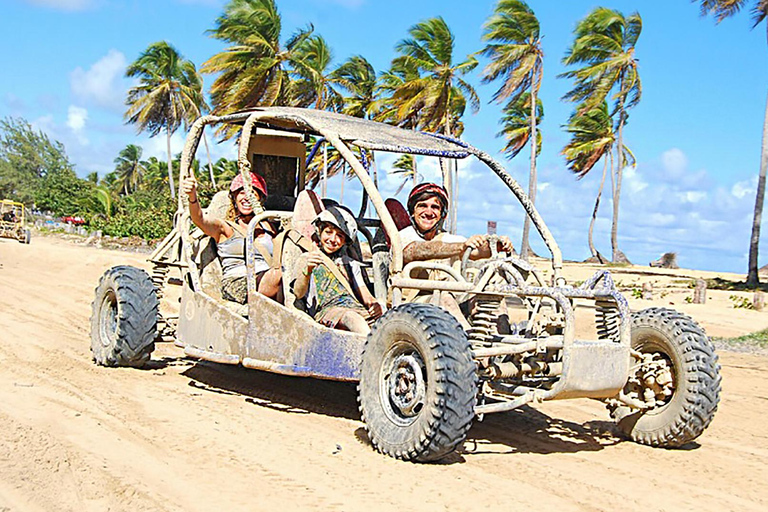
left=0, top=235, right=766, bottom=512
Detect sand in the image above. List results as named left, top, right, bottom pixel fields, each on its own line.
left=0, top=234, right=766, bottom=511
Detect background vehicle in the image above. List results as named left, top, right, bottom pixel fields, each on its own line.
left=90, top=107, right=721, bottom=462
left=62, top=215, right=86, bottom=226
left=0, top=199, right=31, bottom=244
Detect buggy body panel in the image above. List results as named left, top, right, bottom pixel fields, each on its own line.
left=156, top=107, right=633, bottom=406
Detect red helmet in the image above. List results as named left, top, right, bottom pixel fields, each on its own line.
left=230, top=172, right=268, bottom=199
left=407, top=183, right=449, bottom=218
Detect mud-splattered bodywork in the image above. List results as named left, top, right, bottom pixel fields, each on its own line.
left=153, top=107, right=636, bottom=413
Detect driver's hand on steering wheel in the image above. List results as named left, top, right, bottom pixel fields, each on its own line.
left=496, top=235, right=515, bottom=254
left=464, top=234, right=488, bottom=252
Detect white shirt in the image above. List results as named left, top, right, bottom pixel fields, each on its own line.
left=399, top=225, right=465, bottom=249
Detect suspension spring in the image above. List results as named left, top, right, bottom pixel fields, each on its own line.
left=151, top=263, right=170, bottom=301
left=596, top=300, right=621, bottom=343
left=467, top=295, right=502, bottom=344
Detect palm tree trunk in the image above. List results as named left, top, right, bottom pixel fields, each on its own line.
left=521, top=87, right=538, bottom=261
left=340, top=163, right=345, bottom=203
left=441, top=157, right=453, bottom=228
left=589, top=154, right=610, bottom=262
left=203, top=132, right=216, bottom=187
left=611, top=104, right=626, bottom=263
left=166, top=129, right=176, bottom=199
left=746, top=90, right=768, bottom=287
left=443, top=94, right=457, bottom=234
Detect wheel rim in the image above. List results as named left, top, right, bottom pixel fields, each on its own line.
left=379, top=341, right=426, bottom=426
left=629, top=332, right=677, bottom=412
left=99, top=289, right=118, bottom=347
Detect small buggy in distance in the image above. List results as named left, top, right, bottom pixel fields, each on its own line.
left=0, top=200, right=30, bottom=244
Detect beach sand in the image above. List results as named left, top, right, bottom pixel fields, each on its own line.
left=0, top=234, right=766, bottom=511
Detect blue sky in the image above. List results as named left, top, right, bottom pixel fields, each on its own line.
left=2, top=0, right=766, bottom=274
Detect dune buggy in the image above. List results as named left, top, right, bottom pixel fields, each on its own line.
left=0, top=199, right=30, bottom=244
left=90, top=107, right=721, bottom=462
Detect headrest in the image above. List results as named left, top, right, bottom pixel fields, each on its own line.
left=383, top=198, right=411, bottom=247
left=292, top=189, right=325, bottom=240
left=205, top=190, right=231, bottom=221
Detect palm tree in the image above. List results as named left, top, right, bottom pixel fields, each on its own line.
left=202, top=0, right=314, bottom=135
left=498, top=93, right=543, bottom=158
left=561, top=8, right=642, bottom=263
left=391, top=17, right=480, bottom=135
left=113, top=144, right=147, bottom=196
left=697, top=0, right=768, bottom=286
left=125, top=41, right=205, bottom=199
left=481, top=0, right=544, bottom=260
left=375, top=59, right=420, bottom=128
left=291, top=35, right=342, bottom=110
left=213, top=157, right=239, bottom=186
left=141, top=156, right=169, bottom=193
left=390, top=154, right=420, bottom=196
left=389, top=16, right=480, bottom=232
left=93, top=186, right=115, bottom=219
left=562, top=102, right=634, bottom=263
left=332, top=55, right=378, bottom=119
left=497, top=91, right=543, bottom=258
left=305, top=144, right=370, bottom=189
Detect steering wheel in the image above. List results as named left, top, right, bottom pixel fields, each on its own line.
left=460, top=234, right=506, bottom=282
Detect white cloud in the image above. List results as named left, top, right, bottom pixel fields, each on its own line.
left=66, top=105, right=87, bottom=131
left=661, top=148, right=688, bottom=177
left=144, top=131, right=187, bottom=161
left=66, top=105, right=89, bottom=145
left=732, top=178, right=755, bottom=199
left=3, top=93, right=25, bottom=112
left=31, top=115, right=55, bottom=135
left=25, top=0, right=95, bottom=11
left=623, top=165, right=648, bottom=194
left=70, top=49, right=128, bottom=111
left=679, top=191, right=707, bottom=203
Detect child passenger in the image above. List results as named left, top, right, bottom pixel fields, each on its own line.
left=292, top=206, right=383, bottom=334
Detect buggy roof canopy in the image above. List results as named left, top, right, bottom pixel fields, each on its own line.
left=224, top=107, right=471, bottom=159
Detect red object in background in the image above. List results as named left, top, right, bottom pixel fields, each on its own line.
left=63, top=216, right=86, bottom=225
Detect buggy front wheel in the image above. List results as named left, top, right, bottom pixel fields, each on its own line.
left=90, top=265, right=158, bottom=367
left=358, top=303, right=477, bottom=462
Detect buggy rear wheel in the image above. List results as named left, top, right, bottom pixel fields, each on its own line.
left=611, top=308, right=721, bottom=447
left=358, top=303, right=477, bottom=462
left=90, top=265, right=158, bottom=367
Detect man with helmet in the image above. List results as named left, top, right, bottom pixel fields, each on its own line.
left=181, top=171, right=282, bottom=304
left=400, top=183, right=514, bottom=264
left=397, top=183, right=514, bottom=328
left=293, top=205, right=383, bottom=334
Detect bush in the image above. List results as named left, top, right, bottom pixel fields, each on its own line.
left=91, top=189, right=175, bottom=240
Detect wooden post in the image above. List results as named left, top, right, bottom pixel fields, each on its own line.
left=753, top=291, right=765, bottom=311
left=693, top=279, right=707, bottom=304
left=642, top=282, right=653, bottom=300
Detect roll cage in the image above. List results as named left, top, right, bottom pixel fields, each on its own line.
left=174, top=107, right=565, bottom=293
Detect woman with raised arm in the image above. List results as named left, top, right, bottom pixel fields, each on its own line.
left=181, top=172, right=281, bottom=304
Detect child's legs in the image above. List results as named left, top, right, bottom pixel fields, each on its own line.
left=337, top=310, right=370, bottom=335
left=257, top=268, right=282, bottom=299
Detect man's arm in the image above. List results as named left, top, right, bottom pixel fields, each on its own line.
left=402, top=240, right=465, bottom=264
left=402, top=235, right=493, bottom=264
